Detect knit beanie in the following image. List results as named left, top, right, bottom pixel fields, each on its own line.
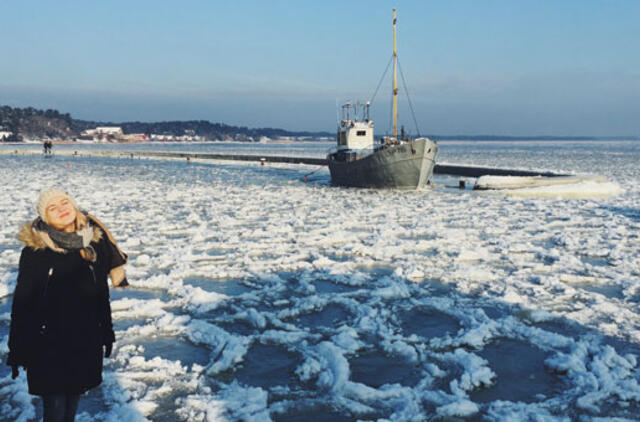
left=36, top=189, right=78, bottom=222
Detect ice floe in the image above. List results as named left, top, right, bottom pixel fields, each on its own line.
left=0, top=140, right=639, bottom=420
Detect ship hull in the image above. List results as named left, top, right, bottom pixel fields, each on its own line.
left=327, top=138, right=438, bottom=189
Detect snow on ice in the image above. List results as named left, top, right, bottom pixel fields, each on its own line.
left=0, top=140, right=639, bottom=421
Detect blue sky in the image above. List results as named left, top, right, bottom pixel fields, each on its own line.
left=1, top=0, right=639, bottom=136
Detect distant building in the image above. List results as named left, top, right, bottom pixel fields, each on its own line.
left=81, top=127, right=124, bottom=138
left=150, top=134, right=175, bottom=142
left=150, top=133, right=204, bottom=142
left=120, top=133, right=148, bottom=142
left=0, top=131, right=13, bottom=141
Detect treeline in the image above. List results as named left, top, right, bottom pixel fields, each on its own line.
left=72, top=119, right=330, bottom=139
left=5, top=105, right=634, bottom=142
left=1, top=105, right=332, bottom=141
left=1, top=106, right=74, bottom=141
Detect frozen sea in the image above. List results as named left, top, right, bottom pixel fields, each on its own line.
left=0, top=140, right=639, bottom=421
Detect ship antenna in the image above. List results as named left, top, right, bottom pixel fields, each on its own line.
left=392, top=8, right=398, bottom=140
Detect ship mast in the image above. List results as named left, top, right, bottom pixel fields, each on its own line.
left=392, top=8, right=398, bottom=140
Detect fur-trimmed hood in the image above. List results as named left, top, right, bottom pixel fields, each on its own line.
left=18, top=220, right=102, bottom=253
left=17, top=214, right=128, bottom=287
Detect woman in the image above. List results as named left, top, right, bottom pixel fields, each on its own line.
left=7, top=189, right=128, bottom=422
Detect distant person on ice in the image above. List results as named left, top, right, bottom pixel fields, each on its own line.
left=43, top=140, right=53, bottom=155
left=6, top=189, right=129, bottom=422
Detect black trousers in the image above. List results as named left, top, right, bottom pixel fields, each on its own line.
left=42, top=394, right=80, bottom=422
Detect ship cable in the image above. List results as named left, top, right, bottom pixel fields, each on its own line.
left=369, top=54, right=394, bottom=105
left=398, top=58, right=421, bottom=137
left=301, top=165, right=326, bottom=182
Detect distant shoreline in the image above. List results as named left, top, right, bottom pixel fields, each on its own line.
left=2, top=104, right=638, bottom=143
left=2, top=137, right=639, bottom=148
left=432, top=136, right=640, bottom=141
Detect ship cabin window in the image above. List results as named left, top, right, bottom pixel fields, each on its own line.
left=356, top=130, right=366, bottom=136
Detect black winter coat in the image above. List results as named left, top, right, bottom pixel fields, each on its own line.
left=7, top=223, right=123, bottom=395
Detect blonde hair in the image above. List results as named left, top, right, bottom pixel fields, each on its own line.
left=74, top=208, right=88, bottom=230
left=72, top=207, right=96, bottom=262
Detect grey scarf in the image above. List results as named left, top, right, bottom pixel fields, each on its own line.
left=33, top=217, right=97, bottom=261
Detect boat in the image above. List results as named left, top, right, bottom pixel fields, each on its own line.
left=327, top=9, right=438, bottom=189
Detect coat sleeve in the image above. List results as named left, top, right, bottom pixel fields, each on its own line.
left=98, top=238, right=116, bottom=346
left=99, top=280, right=116, bottom=345
left=88, top=214, right=128, bottom=287
left=105, top=236, right=128, bottom=288
left=7, top=248, right=41, bottom=367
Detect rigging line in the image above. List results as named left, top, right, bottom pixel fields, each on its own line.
left=302, top=165, right=325, bottom=178
left=397, top=58, right=421, bottom=137
left=369, top=54, right=394, bottom=105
